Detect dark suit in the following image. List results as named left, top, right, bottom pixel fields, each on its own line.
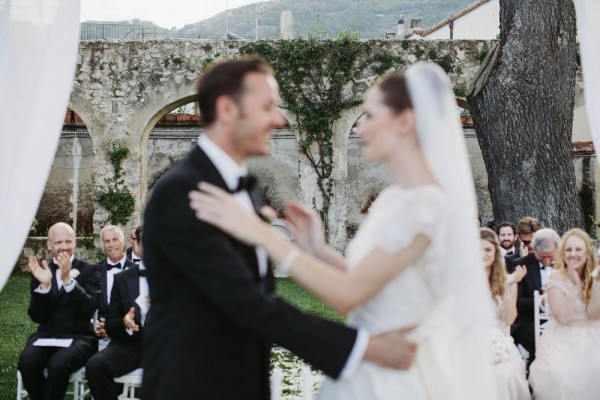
left=142, top=146, right=358, bottom=400
left=18, top=258, right=100, bottom=400
left=86, top=265, right=145, bottom=400
left=511, top=253, right=544, bottom=357
left=96, top=258, right=135, bottom=318
left=504, top=241, right=521, bottom=273
left=125, top=248, right=141, bottom=264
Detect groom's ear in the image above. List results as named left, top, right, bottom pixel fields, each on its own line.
left=214, top=95, right=240, bottom=126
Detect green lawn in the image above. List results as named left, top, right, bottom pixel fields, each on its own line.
left=0, top=275, right=36, bottom=400
left=0, top=276, right=341, bottom=400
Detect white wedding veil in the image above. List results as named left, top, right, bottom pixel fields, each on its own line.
left=405, top=62, right=498, bottom=400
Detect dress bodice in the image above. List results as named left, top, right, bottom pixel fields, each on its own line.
left=345, top=185, right=447, bottom=334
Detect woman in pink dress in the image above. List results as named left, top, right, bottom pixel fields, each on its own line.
left=480, top=227, right=530, bottom=400
left=529, top=228, right=600, bottom=399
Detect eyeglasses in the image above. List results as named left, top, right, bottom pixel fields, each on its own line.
left=521, top=240, right=532, bottom=245
left=131, top=236, right=137, bottom=241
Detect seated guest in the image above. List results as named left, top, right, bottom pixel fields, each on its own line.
left=529, top=228, right=600, bottom=399
left=96, top=225, right=134, bottom=325
left=496, top=221, right=517, bottom=258
left=510, top=228, right=559, bottom=361
left=86, top=227, right=149, bottom=400
left=506, top=216, right=541, bottom=272
left=480, top=228, right=530, bottom=400
left=18, top=222, right=100, bottom=400
left=125, top=227, right=142, bottom=265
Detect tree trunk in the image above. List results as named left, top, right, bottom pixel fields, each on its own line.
left=468, top=0, right=584, bottom=233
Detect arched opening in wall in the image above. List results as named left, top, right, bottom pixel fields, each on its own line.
left=34, top=108, right=95, bottom=236
left=144, top=97, right=293, bottom=207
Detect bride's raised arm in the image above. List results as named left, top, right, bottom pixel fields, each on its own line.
left=189, top=182, right=431, bottom=315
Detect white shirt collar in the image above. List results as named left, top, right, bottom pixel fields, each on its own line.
left=139, top=261, right=146, bottom=270
left=107, top=254, right=127, bottom=267
left=198, top=134, right=247, bottom=192
left=131, top=251, right=141, bottom=260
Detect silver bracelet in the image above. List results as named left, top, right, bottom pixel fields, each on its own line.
left=278, top=249, right=300, bottom=276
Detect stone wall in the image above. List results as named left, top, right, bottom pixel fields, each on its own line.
left=19, top=39, right=594, bottom=272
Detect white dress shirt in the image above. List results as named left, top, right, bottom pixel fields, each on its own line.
left=106, top=254, right=127, bottom=304
left=197, top=135, right=368, bottom=379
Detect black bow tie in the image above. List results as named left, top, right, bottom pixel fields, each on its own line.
left=506, top=251, right=514, bottom=255
left=235, top=175, right=257, bottom=193
left=106, top=263, right=121, bottom=271
left=138, top=269, right=147, bottom=277
left=132, top=258, right=141, bottom=264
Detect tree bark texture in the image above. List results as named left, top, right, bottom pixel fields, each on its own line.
left=468, top=0, right=584, bottom=233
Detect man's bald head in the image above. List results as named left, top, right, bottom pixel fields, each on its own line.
left=47, top=222, right=76, bottom=259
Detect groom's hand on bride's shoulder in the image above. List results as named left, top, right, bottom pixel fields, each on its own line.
left=363, top=325, right=417, bottom=370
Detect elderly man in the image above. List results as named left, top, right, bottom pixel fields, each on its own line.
left=18, top=222, right=100, bottom=400
left=510, top=227, right=560, bottom=361
left=96, top=225, right=134, bottom=321
left=86, top=227, right=148, bottom=400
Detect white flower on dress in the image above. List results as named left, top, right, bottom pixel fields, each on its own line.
left=69, top=268, right=80, bottom=280
left=490, top=328, right=513, bottom=364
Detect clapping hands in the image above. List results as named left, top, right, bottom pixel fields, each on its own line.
left=506, top=265, right=527, bottom=286
left=28, top=256, right=52, bottom=289
left=95, top=317, right=108, bottom=339
left=124, top=307, right=140, bottom=332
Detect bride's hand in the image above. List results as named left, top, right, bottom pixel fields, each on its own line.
left=189, top=182, right=264, bottom=246
left=284, top=201, right=325, bottom=255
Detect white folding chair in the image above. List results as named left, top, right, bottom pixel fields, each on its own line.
left=16, top=367, right=90, bottom=400
left=114, top=368, right=143, bottom=400
left=534, top=290, right=551, bottom=351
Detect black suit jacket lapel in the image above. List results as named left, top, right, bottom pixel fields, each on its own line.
left=98, top=261, right=110, bottom=311
left=125, top=267, right=142, bottom=326
left=192, top=147, right=263, bottom=282
left=48, top=262, right=60, bottom=297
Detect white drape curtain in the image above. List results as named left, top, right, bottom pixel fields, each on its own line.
left=0, top=0, right=81, bottom=291
left=574, top=0, right=600, bottom=151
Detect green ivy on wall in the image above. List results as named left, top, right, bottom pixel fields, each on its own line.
left=241, top=32, right=403, bottom=233
left=95, top=144, right=135, bottom=226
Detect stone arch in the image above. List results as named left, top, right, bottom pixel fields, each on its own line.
left=140, top=93, right=296, bottom=206
left=140, top=94, right=198, bottom=205
left=35, top=106, right=96, bottom=236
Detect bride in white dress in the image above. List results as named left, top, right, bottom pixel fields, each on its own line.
left=189, top=62, right=498, bottom=399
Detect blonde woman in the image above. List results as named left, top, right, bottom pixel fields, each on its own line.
left=480, top=227, right=530, bottom=400
left=529, top=228, right=600, bottom=399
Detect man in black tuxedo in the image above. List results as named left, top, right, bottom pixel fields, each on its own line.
left=18, top=222, right=100, bottom=400
left=142, top=58, right=417, bottom=400
left=506, top=216, right=541, bottom=272
left=95, top=225, right=134, bottom=322
left=511, top=228, right=560, bottom=361
left=125, top=226, right=142, bottom=265
left=86, top=228, right=148, bottom=400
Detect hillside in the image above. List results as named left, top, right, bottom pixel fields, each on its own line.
left=177, top=0, right=474, bottom=39
left=83, top=0, right=475, bottom=40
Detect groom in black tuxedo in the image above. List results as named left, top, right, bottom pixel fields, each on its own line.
left=142, top=58, right=417, bottom=400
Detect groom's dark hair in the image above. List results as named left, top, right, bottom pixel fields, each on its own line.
left=196, top=57, right=273, bottom=125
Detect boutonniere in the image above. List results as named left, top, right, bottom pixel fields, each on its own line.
left=69, top=269, right=80, bottom=280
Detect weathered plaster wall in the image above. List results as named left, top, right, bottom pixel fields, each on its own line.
left=20, top=39, right=593, bottom=272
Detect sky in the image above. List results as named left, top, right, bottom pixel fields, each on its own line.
left=80, top=0, right=260, bottom=29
